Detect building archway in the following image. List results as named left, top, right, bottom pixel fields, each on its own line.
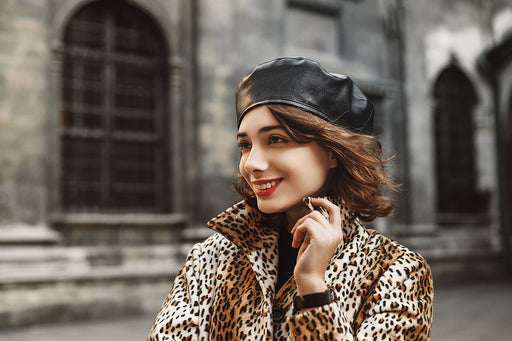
left=59, top=1, right=170, bottom=213
left=432, top=58, right=488, bottom=222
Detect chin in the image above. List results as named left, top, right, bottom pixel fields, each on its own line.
left=257, top=196, right=305, bottom=215
left=256, top=200, right=285, bottom=214
left=257, top=204, right=279, bottom=214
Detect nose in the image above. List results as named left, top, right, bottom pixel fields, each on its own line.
left=241, top=145, right=269, bottom=174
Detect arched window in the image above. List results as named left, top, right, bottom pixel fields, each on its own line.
left=433, top=60, right=486, bottom=216
left=60, top=1, right=168, bottom=213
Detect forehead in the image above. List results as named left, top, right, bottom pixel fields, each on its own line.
left=237, top=106, right=279, bottom=134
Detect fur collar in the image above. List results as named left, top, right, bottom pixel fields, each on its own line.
left=207, top=197, right=358, bottom=253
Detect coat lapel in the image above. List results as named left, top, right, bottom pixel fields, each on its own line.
left=207, top=198, right=356, bottom=301
left=207, top=202, right=279, bottom=339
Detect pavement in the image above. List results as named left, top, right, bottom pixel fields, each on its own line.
left=0, top=279, right=510, bottom=341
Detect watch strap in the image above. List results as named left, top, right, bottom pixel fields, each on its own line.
left=293, top=288, right=335, bottom=314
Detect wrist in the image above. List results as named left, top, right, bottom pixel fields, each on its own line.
left=295, top=276, right=328, bottom=296
left=293, top=287, right=336, bottom=314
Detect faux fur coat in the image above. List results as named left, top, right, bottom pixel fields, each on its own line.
left=148, top=199, right=433, bottom=340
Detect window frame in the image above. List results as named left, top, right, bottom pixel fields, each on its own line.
left=58, top=1, right=170, bottom=214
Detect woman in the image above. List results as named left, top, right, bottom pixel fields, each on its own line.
left=148, top=57, right=433, bottom=340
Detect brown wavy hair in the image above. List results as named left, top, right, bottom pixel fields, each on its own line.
left=233, top=104, right=398, bottom=222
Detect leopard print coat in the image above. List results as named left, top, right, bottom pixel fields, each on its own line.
left=148, top=199, right=433, bottom=340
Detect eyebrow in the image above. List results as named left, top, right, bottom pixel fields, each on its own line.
left=236, top=125, right=284, bottom=138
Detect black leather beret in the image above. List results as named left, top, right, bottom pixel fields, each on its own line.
left=236, top=57, right=374, bottom=134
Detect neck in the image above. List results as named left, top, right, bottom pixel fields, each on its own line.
left=285, top=205, right=309, bottom=232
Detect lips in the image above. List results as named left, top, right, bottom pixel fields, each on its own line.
left=252, top=178, right=283, bottom=197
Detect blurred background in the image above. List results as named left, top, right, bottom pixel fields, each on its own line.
left=0, top=0, right=511, bottom=339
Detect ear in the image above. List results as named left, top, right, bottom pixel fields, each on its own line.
left=328, top=151, right=338, bottom=169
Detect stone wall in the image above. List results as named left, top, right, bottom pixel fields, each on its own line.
left=0, top=260, right=174, bottom=328
left=0, top=0, right=51, bottom=228
left=403, top=0, right=511, bottom=233
left=0, top=0, right=197, bottom=329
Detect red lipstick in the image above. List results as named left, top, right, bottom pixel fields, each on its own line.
left=252, top=178, right=282, bottom=197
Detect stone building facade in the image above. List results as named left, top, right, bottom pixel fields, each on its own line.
left=0, top=0, right=511, bottom=328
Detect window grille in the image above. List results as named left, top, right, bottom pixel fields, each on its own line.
left=433, top=63, right=481, bottom=214
left=60, top=1, right=168, bottom=212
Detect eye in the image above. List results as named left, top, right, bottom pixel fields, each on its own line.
left=237, top=141, right=251, bottom=152
left=268, top=135, right=288, bottom=145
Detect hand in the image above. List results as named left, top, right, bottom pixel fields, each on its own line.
left=291, top=198, right=343, bottom=296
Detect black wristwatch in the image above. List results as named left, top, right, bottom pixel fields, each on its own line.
left=293, top=287, right=335, bottom=314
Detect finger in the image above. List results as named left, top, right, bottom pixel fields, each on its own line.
left=291, top=223, right=307, bottom=248
left=291, top=214, right=332, bottom=248
left=291, top=216, right=321, bottom=247
left=291, top=210, right=316, bottom=234
left=290, top=213, right=309, bottom=234
left=297, top=232, right=311, bottom=257
left=291, top=210, right=329, bottom=235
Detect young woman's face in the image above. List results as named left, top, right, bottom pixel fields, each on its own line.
left=237, top=106, right=336, bottom=217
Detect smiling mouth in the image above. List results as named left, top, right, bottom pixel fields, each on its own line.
left=252, top=179, right=282, bottom=196
left=254, top=180, right=280, bottom=190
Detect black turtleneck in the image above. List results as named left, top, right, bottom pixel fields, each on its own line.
left=276, top=226, right=299, bottom=292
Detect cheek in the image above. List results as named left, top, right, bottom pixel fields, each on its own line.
left=291, top=151, right=330, bottom=182
left=239, top=161, right=244, bottom=176
left=239, top=157, right=248, bottom=177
